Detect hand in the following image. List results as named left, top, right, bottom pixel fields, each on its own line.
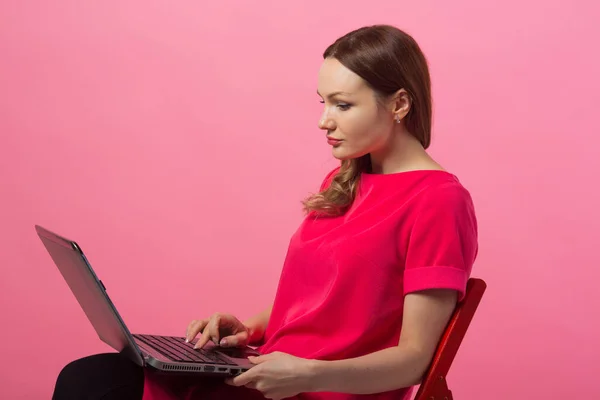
left=186, top=313, right=251, bottom=349
left=225, top=351, right=316, bottom=400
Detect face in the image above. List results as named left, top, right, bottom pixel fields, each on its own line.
left=317, top=58, right=396, bottom=160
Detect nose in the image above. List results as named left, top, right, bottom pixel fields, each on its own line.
left=318, top=110, right=335, bottom=131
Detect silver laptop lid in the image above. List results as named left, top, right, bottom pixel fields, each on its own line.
left=35, top=225, right=144, bottom=366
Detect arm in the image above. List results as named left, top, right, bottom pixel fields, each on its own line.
left=310, top=289, right=457, bottom=394
left=243, top=304, right=273, bottom=346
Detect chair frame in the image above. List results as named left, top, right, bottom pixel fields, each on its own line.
left=413, top=278, right=487, bottom=400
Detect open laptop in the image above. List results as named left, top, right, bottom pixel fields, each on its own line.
left=35, top=224, right=258, bottom=376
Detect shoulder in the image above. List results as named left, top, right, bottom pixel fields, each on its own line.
left=418, top=176, right=475, bottom=211
left=370, top=170, right=475, bottom=215
left=411, top=174, right=478, bottom=233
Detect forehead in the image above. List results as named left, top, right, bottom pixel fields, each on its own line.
left=317, top=58, right=368, bottom=95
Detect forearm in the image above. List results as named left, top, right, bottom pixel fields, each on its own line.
left=243, top=305, right=273, bottom=345
left=310, top=345, right=429, bottom=394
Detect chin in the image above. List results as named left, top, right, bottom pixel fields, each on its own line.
left=331, top=149, right=357, bottom=161
left=332, top=146, right=367, bottom=161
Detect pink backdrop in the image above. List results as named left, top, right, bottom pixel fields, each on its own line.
left=1, top=1, right=599, bottom=399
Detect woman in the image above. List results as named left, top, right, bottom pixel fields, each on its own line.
left=53, top=24, right=478, bottom=400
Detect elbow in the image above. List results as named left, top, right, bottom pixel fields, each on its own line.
left=404, top=346, right=436, bottom=386
left=407, top=368, right=427, bottom=387
left=409, top=369, right=428, bottom=387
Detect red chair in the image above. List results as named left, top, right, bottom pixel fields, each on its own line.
left=414, top=278, right=487, bottom=400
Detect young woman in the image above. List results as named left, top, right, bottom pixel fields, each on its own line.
left=53, top=24, right=478, bottom=400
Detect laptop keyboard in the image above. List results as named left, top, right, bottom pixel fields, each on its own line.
left=133, top=334, right=231, bottom=364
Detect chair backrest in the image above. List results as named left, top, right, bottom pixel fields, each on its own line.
left=413, top=278, right=487, bottom=400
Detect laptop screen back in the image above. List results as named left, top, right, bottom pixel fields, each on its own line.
left=36, top=225, right=143, bottom=366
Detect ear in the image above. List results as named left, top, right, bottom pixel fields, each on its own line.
left=390, top=89, right=411, bottom=123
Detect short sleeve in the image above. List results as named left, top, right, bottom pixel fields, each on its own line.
left=319, top=166, right=341, bottom=191
left=403, top=183, right=478, bottom=301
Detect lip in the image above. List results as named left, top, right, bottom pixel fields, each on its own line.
left=326, top=137, right=343, bottom=146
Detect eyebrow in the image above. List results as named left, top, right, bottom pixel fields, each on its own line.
left=317, top=90, right=352, bottom=99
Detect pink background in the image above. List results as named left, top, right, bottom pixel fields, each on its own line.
left=1, top=1, right=599, bottom=399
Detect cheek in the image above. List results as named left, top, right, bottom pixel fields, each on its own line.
left=339, top=110, right=384, bottom=144
left=333, top=119, right=386, bottom=159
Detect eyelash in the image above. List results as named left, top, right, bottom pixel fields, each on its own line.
left=319, top=100, right=352, bottom=111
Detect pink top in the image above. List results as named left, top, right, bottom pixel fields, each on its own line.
left=142, top=167, right=479, bottom=400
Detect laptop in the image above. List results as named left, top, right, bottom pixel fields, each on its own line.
left=35, top=224, right=259, bottom=376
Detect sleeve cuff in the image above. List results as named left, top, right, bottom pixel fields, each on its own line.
left=404, top=266, right=469, bottom=301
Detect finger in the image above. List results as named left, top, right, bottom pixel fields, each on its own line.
left=248, top=356, right=260, bottom=364
left=187, top=320, right=208, bottom=342
left=186, top=320, right=207, bottom=343
left=207, top=314, right=222, bottom=345
left=249, top=352, right=277, bottom=364
left=224, top=377, right=248, bottom=386
left=220, top=330, right=249, bottom=347
left=227, top=368, right=256, bottom=387
left=194, top=324, right=212, bottom=349
left=185, top=320, right=196, bottom=341
left=194, top=315, right=221, bottom=349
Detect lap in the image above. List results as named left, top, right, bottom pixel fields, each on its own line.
left=53, top=353, right=264, bottom=400
left=144, top=365, right=266, bottom=400
left=53, top=353, right=144, bottom=400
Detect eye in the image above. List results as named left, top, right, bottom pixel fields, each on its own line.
left=318, top=100, right=352, bottom=111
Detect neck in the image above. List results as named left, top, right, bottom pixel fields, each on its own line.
left=369, top=131, right=441, bottom=174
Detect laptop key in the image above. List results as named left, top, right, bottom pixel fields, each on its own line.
left=151, top=336, right=195, bottom=362
left=161, top=337, right=215, bottom=363
left=172, top=338, right=230, bottom=365
left=136, top=334, right=229, bottom=365
left=134, top=335, right=183, bottom=362
left=169, top=336, right=232, bottom=365
left=136, top=334, right=196, bottom=363
left=171, top=337, right=232, bottom=364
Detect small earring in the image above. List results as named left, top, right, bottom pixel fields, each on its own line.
left=395, top=116, right=401, bottom=124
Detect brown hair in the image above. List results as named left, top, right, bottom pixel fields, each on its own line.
left=302, top=24, right=433, bottom=217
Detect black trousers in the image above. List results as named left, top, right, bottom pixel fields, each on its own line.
left=53, top=353, right=145, bottom=400
left=52, top=353, right=265, bottom=400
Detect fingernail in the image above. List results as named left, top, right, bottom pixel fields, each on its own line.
left=185, top=338, right=189, bottom=343
left=220, top=339, right=228, bottom=347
